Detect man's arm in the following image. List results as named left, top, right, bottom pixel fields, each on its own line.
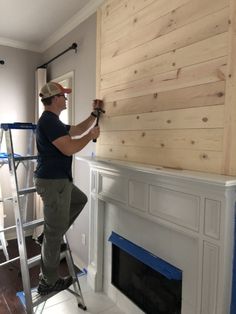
left=53, top=126, right=100, bottom=156
left=69, top=115, right=96, bottom=137
left=70, top=99, right=104, bottom=137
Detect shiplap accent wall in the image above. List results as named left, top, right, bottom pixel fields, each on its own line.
left=96, top=0, right=236, bottom=175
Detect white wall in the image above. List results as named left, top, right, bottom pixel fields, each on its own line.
left=43, top=13, right=97, bottom=268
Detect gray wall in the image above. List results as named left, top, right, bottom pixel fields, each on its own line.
left=0, top=45, right=41, bottom=237
left=0, top=45, right=41, bottom=123
left=43, top=13, right=97, bottom=268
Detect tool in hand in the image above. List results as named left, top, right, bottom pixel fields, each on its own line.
left=93, top=104, right=105, bottom=143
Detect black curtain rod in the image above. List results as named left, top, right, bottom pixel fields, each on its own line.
left=37, top=42, right=78, bottom=69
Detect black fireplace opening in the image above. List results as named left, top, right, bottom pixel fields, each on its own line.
left=109, top=232, right=182, bottom=314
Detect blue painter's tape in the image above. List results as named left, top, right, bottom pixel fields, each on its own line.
left=108, top=232, right=182, bottom=280
left=0, top=152, right=21, bottom=159
left=230, top=203, right=236, bottom=314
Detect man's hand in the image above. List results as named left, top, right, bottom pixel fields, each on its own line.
left=89, top=126, right=100, bottom=140
left=93, top=99, right=104, bottom=110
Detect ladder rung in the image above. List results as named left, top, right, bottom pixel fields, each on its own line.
left=23, top=218, right=44, bottom=231
left=0, top=256, right=20, bottom=267
left=14, top=155, right=37, bottom=162
left=32, top=290, right=61, bottom=307
left=27, top=254, right=41, bottom=269
left=0, top=225, right=16, bottom=233
left=0, top=122, right=36, bottom=130
left=28, top=251, right=66, bottom=269
left=32, top=278, right=80, bottom=308
left=19, top=187, right=36, bottom=195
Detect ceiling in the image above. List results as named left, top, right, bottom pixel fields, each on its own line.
left=0, top=0, right=104, bottom=52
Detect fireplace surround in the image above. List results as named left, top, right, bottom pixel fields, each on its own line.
left=77, top=157, right=236, bottom=314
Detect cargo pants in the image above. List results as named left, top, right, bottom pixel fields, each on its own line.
left=34, top=178, right=87, bottom=284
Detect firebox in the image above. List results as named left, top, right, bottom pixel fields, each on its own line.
left=109, top=232, right=182, bottom=314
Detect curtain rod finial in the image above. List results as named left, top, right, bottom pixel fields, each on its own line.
left=71, top=42, right=78, bottom=53
left=0, top=60, right=5, bottom=65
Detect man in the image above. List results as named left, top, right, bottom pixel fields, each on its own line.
left=34, top=81, right=103, bottom=295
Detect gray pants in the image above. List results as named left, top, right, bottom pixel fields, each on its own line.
left=35, top=178, right=87, bottom=284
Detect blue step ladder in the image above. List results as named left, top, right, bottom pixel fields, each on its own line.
left=0, top=122, right=86, bottom=314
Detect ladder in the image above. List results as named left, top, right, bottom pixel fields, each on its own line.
left=0, top=122, right=87, bottom=314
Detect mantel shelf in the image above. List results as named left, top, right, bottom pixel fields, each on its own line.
left=76, top=156, right=236, bottom=187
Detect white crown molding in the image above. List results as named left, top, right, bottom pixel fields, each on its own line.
left=0, top=37, right=39, bottom=53
left=0, top=0, right=104, bottom=53
left=39, top=0, right=105, bottom=52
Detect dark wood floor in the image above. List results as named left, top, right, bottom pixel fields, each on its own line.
left=0, top=236, right=69, bottom=314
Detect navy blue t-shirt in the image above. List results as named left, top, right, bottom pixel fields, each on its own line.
left=35, top=111, right=73, bottom=181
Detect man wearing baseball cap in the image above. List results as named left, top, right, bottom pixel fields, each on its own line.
left=34, top=81, right=103, bottom=295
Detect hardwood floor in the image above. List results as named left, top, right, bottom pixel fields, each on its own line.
left=0, top=236, right=69, bottom=314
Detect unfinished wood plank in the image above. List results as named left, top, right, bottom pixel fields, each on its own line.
left=100, top=105, right=224, bottom=131
left=104, top=81, right=225, bottom=116
left=101, top=32, right=228, bottom=90
left=132, top=0, right=158, bottom=14
left=101, top=0, right=228, bottom=59
left=96, top=144, right=223, bottom=174
left=101, top=0, right=132, bottom=31
left=101, top=57, right=227, bottom=102
left=100, top=129, right=223, bottom=151
left=222, top=0, right=236, bottom=175
left=101, top=0, right=190, bottom=45
left=101, top=7, right=229, bottom=75
left=96, top=9, right=102, bottom=98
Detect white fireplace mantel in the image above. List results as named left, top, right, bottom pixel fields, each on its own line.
left=76, top=156, right=236, bottom=314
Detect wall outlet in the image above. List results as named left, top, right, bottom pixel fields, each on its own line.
left=82, top=233, right=86, bottom=246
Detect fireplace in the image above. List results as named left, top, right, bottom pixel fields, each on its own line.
left=109, top=232, right=182, bottom=314
left=77, top=156, right=236, bottom=314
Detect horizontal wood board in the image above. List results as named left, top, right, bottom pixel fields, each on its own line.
left=96, top=0, right=236, bottom=175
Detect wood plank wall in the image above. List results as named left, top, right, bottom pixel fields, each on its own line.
left=96, top=0, right=236, bottom=175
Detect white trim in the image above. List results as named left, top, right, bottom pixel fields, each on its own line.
left=40, top=0, right=104, bottom=52
left=0, top=37, right=39, bottom=52
left=0, top=0, right=105, bottom=53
